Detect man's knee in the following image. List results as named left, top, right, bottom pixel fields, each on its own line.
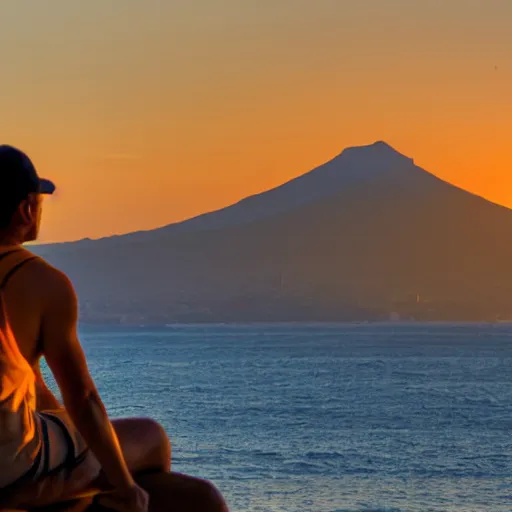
left=194, top=478, right=229, bottom=512
left=141, top=418, right=170, bottom=446
left=140, top=418, right=171, bottom=469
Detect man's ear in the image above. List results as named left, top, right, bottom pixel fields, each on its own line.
left=18, top=195, right=37, bottom=225
left=17, top=199, right=32, bottom=225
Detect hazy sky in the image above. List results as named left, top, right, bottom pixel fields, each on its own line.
left=1, top=0, right=511, bottom=242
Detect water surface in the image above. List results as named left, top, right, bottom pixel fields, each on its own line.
left=43, top=323, right=512, bottom=511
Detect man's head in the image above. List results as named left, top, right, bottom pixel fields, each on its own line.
left=0, top=145, right=56, bottom=243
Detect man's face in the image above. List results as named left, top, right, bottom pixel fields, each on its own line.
left=23, top=193, right=43, bottom=243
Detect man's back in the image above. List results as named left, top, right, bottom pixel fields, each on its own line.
left=0, top=246, right=47, bottom=367
left=0, top=247, right=44, bottom=489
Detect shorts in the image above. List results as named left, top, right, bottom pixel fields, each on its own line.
left=0, top=410, right=103, bottom=508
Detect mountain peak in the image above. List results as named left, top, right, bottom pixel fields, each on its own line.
left=370, top=140, right=400, bottom=152
left=343, top=140, right=406, bottom=156
left=339, top=140, right=414, bottom=167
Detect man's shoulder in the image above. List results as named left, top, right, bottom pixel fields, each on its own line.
left=20, top=248, right=75, bottom=293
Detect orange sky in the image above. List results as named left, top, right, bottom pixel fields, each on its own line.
left=1, top=1, right=511, bottom=243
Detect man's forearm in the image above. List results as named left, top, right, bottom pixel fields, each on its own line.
left=63, top=388, right=134, bottom=493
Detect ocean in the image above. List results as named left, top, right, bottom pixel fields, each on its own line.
left=41, top=323, right=512, bottom=512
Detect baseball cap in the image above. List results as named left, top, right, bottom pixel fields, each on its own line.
left=0, top=145, right=56, bottom=201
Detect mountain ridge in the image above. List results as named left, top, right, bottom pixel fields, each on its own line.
left=36, top=141, right=509, bottom=248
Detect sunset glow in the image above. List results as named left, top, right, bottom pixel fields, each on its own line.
left=2, top=0, right=511, bottom=243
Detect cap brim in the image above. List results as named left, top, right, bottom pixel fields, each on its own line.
left=39, top=178, right=56, bottom=195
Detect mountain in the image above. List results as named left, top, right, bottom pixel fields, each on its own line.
left=54, top=141, right=416, bottom=245
left=32, top=141, right=512, bottom=323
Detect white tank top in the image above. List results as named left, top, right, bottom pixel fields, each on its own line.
left=0, top=249, right=41, bottom=487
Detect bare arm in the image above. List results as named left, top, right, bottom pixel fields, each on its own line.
left=40, top=269, right=135, bottom=494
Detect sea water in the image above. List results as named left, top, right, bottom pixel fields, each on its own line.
left=42, top=323, right=512, bottom=512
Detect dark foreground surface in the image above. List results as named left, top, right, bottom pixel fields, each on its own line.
left=14, top=471, right=226, bottom=512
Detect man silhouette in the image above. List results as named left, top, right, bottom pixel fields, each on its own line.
left=0, top=145, right=228, bottom=512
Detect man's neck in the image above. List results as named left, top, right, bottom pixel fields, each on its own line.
left=0, top=232, right=23, bottom=249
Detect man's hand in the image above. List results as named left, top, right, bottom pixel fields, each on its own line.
left=96, top=483, right=149, bottom=512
